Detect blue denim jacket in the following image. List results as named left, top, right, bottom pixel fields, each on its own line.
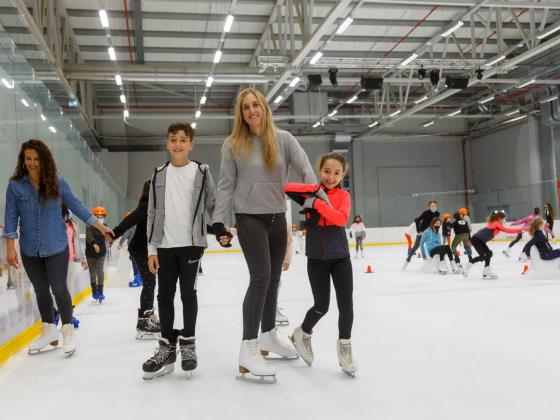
left=3, top=176, right=97, bottom=258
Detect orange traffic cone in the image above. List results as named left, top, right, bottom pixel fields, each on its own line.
left=522, top=265, right=529, bottom=275
left=365, top=265, right=373, bottom=274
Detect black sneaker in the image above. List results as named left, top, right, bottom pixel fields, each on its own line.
left=178, top=335, right=197, bottom=372
left=136, top=309, right=161, bottom=340
left=142, top=337, right=177, bottom=380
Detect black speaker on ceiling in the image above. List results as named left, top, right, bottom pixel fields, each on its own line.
left=445, top=76, right=469, bottom=89
left=360, top=76, right=383, bottom=90
left=307, top=74, right=322, bottom=90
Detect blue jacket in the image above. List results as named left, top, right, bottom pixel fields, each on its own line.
left=522, top=230, right=553, bottom=258
left=419, top=228, right=442, bottom=258
left=3, top=176, right=96, bottom=258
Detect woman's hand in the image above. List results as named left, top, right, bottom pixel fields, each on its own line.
left=7, top=246, right=19, bottom=269
left=148, top=255, right=159, bottom=274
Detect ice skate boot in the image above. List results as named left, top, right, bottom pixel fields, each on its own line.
left=462, top=262, right=473, bottom=278
left=136, top=308, right=161, bottom=340
left=91, top=285, right=98, bottom=301
left=354, top=253, right=359, bottom=259
left=482, top=266, right=498, bottom=279
left=437, top=261, right=448, bottom=275
left=360, top=250, right=365, bottom=258
left=237, top=339, right=276, bottom=384
left=502, top=248, right=511, bottom=258
left=290, top=326, right=314, bottom=366
left=28, top=323, right=59, bottom=354
left=128, top=274, right=142, bottom=287
left=71, top=316, right=80, bottom=328
left=337, top=339, right=357, bottom=377
left=260, top=327, right=298, bottom=359
left=142, top=337, right=177, bottom=380
left=401, top=259, right=410, bottom=271
left=275, top=307, right=289, bottom=326
left=178, top=335, right=197, bottom=377
left=97, top=285, right=105, bottom=303
left=518, top=253, right=529, bottom=262
left=450, top=261, right=461, bottom=274
left=61, top=324, right=76, bottom=356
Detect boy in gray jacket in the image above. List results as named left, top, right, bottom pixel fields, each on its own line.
left=142, top=122, right=231, bottom=380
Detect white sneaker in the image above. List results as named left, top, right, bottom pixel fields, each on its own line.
left=238, top=339, right=276, bottom=378
left=260, top=328, right=298, bottom=358
left=290, top=326, right=314, bottom=366
left=462, top=262, right=473, bottom=278
left=337, top=339, right=357, bottom=376
left=502, top=248, right=511, bottom=258
left=28, top=323, right=59, bottom=353
left=482, top=266, right=498, bottom=279
left=61, top=324, right=76, bottom=355
left=401, top=259, right=410, bottom=271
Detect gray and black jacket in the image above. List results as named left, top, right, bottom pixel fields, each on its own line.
left=147, top=160, right=216, bottom=256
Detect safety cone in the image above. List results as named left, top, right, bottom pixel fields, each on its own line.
left=365, top=265, right=373, bottom=274
left=522, top=264, right=529, bottom=275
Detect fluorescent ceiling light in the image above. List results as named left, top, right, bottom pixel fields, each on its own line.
left=213, top=50, right=222, bottom=64
left=191, top=122, right=197, bottom=129
left=20, top=99, right=29, bottom=107
left=99, top=9, right=109, bottom=28
left=328, top=110, right=338, bottom=117
left=115, top=74, right=122, bottom=86
left=223, top=15, right=234, bottom=33
left=123, top=109, right=129, bottom=118
left=505, top=109, right=520, bottom=116
left=540, top=95, right=559, bottom=104
left=517, top=79, right=535, bottom=89
left=400, top=53, right=418, bottom=67
left=40, top=114, right=46, bottom=121
left=206, top=76, right=214, bottom=88
left=441, top=21, right=464, bottom=37
left=309, top=51, right=323, bottom=65
left=484, top=54, right=506, bottom=67
left=478, top=96, right=494, bottom=104
left=423, top=121, right=435, bottom=127
left=537, top=21, right=560, bottom=39
left=195, top=110, right=201, bottom=119
left=504, top=115, right=526, bottom=124
left=200, top=96, right=207, bottom=105
left=48, top=126, right=56, bottom=133
left=312, top=121, right=321, bottom=128
left=389, top=109, right=401, bottom=117
left=336, top=17, right=353, bottom=35
left=108, top=47, right=116, bottom=61
left=368, top=121, right=379, bottom=128
left=273, top=96, right=283, bottom=104
left=447, top=109, right=462, bottom=117
left=332, top=149, right=348, bottom=153
left=289, top=77, right=300, bottom=88
left=119, top=94, right=126, bottom=103
left=1, top=78, right=14, bottom=89
left=347, top=95, right=358, bottom=104
left=414, top=95, right=428, bottom=104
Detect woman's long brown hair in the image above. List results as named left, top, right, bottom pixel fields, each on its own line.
left=11, top=139, right=60, bottom=201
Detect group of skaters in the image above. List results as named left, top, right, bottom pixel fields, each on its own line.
left=2, top=88, right=357, bottom=383
left=402, top=200, right=558, bottom=279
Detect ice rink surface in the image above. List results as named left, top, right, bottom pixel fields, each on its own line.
left=2, top=242, right=560, bottom=420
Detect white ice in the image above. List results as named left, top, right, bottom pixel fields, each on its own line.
left=1, top=242, right=560, bottom=420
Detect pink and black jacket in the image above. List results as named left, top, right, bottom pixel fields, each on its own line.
left=284, top=183, right=351, bottom=260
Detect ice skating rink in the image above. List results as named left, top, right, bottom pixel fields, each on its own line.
left=2, top=243, right=560, bottom=420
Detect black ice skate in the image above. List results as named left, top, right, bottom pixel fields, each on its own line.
left=142, top=337, right=177, bottom=380
left=178, top=335, right=197, bottom=377
left=136, top=309, right=161, bottom=340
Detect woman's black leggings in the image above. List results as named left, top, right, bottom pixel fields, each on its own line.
left=302, top=257, right=353, bottom=340
left=471, top=237, right=492, bottom=267
left=508, top=233, right=523, bottom=248
left=130, top=251, right=156, bottom=311
left=429, top=245, right=453, bottom=261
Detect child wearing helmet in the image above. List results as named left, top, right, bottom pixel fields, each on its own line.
left=86, top=207, right=108, bottom=302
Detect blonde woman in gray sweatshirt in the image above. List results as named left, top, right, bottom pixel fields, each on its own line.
left=213, top=88, right=316, bottom=383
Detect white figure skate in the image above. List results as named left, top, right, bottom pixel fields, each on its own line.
left=237, top=339, right=277, bottom=384
left=290, top=326, right=314, bottom=366
left=28, top=323, right=59, bottom=355
left=337, top=339, right=357, bottom=377
left=260, top=328, right=298, bottom=359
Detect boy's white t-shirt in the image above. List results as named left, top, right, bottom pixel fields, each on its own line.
left=160, top=161, right=198, bottom=248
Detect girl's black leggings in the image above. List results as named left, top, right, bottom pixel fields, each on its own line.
left=470, top=237, right=492, bottom=267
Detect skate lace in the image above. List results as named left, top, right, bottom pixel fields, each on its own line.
left=180, top=344, right=196, bottom=361
left=147, top=313, right=160, bottom=329
left=302, top=335, right=313, bottom=356
left=340, top=342, right=353, bottom=364
left=150, top=345, right=174, bottom=364
left=62, top=325, right=73, bottom=344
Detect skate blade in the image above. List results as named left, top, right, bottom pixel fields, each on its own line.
left=142, top=364, right=174, bottom=380
left=28, top=343, right=60, bottom=355
left=260, top=349, right=299, bottom=360
left=64, top=349, right=76, bottom=357
left=275, top=320, right=289, bottom=326
left=236, top=367, right=277, bottom=384
left=343, top=370, right=357, bottom=378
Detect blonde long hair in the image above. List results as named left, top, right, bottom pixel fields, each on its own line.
left=226, top=88, right=279, bottom=169
left=528, top=217, right=544, bottom=237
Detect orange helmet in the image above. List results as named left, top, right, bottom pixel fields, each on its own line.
left=459, top=207, right=468, bottom=216
left=92, top=207, right=107, bottom=217
left=442, top=213, right=451, bottom=220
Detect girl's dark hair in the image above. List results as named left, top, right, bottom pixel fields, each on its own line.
left=430, top=217, right=441, bottom=229
left=317, top=152, right=348, bottom=189
left=488, top=210, right=506, bottom=223
left=61, top=203, right=70, bottom=221
left=11, top=139, right=59, bottom=201
left=428, top=200, right=437, bottom=207
left=533, top=207, right=541, bottom=215
left=545, top=202, right=555, bottom=219
left=138, top=180, right=151, bottom=205
left=453, top=211, right=461, bottom=220
left=353, top=215, right=362, bottom=223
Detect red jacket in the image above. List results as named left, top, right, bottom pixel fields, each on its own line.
left=473, top=221, right=522, bottom=243
left=284, top=183, right=351, bottom=259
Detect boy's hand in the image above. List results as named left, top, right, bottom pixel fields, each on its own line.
left=148, top=255, right=159, bottom=274
left=213, top=223, right=233, bottom=248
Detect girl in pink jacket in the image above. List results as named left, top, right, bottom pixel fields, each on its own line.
left=502, top=207, right=552, bottom=258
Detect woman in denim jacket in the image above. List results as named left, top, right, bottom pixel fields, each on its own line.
left=3, top=139, right=112, bottom=356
